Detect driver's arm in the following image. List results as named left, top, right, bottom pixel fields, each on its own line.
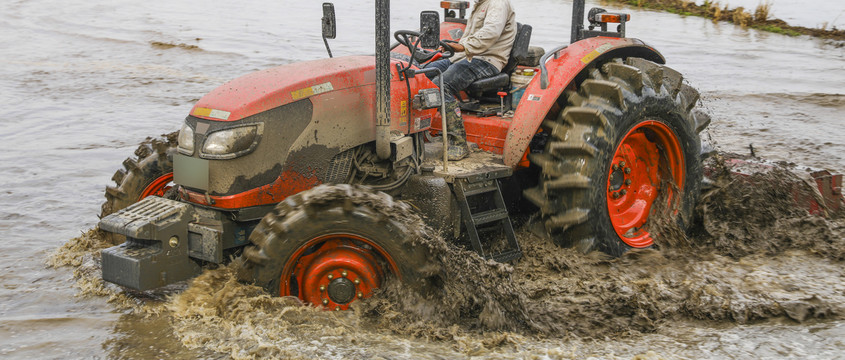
left=459, top=1, right=510, bottom=59
left=447, top=43, right=465, bottom=53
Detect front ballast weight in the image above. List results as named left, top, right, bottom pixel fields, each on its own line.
left=99, top=196, right=246, bottom=291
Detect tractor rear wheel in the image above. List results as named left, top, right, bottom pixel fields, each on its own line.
left=526, top=58, right=710, bottom=257
left=100, top=132, right=178, bottom=244
left=238, top=184, right=435, bottom=310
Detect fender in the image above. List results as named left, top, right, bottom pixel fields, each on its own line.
left=503, top=37, right=664, bottom=167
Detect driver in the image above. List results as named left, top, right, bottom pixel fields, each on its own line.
left=427, top=0, right=516, bottom=160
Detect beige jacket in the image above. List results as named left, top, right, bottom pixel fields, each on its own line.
left=451, top=0, right=517, bottom=72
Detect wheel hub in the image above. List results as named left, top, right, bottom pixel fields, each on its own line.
left=327, top=277, right=356, bottom=304
left=282, top=235, right=399, bottom=311
left=607, top=121, right=685, bottom=248
left=608, top=164, right=625, bottom=191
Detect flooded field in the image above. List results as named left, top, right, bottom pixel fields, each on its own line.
left=1, top=0, right=843, bottom=358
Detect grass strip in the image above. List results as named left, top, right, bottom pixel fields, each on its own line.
left=601, top=0, right=845, bottom=41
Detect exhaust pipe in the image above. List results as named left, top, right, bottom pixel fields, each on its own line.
left=375, top=0, right=391, bottom=159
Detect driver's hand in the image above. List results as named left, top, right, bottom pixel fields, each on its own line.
left=444, top=43, right=465, bottom=53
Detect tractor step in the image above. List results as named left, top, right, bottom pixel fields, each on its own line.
left=472, top=208, right=509, bottom=225
left=451, top=172, right=521, bottom=263
left=491, top=249, right=523, bottom=263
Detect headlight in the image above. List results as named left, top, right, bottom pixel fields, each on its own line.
left=201, top=124, right=262, bottom=159
left=177, top=123, right=194, bottom=155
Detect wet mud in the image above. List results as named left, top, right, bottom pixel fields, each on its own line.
left=48, top=229, right=124, bottom=301
left=49, top=155, right=845, bottom=358
left=149, top=41, right=201, bottom=51
left=696, top=155, right=845, bottom=260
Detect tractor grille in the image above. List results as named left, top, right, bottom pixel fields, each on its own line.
left=324, top=149, right=354, bottom=184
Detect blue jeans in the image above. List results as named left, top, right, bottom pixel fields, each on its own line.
left=425, top=58, right=500, bottom=103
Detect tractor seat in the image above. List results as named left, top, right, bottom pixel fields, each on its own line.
left=465, top=23, right=532, bottom=96
left=466, top=72, right=510, bottom=92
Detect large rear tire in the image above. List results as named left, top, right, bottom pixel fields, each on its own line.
left=238, top=184, right=436, bottom=310
left=526, top=58, right=710, bottom=257
left=100, top=132, right=177, bottom=244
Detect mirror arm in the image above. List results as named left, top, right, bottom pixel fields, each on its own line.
left=321, top=3, right=336, bottom=58
left=323, top=35, right=333, bottom=58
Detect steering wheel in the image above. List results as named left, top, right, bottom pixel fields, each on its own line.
left=393, top=30, right=454, bottom=63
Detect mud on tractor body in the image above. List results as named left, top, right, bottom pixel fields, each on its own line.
left=99, top=0, right=708, bottom=308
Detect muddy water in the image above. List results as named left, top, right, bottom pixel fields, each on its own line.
left=1, top=0, right=844, bottom=358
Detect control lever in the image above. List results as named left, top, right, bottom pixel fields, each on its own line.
left=497, top=91, right=507, bottom=116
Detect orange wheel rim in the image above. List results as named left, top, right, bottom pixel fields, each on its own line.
left=606, top=121, right=684, bottom=248
left=139, top=172, right=173, bottom=200
left=281, top=234, right=400, bottom=310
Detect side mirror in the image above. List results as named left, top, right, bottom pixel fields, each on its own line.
left=419, top=11, right=440, bottom=49
left=322, top=3, right=336, bottom=40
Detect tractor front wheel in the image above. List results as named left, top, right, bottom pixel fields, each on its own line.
left=238, top=184, right=435, bottom=310
left=101, top=132, right=178, bottom=244
left=527, top=58, right=710, bottom=257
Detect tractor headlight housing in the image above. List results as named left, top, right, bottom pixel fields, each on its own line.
left=200, top=124, right=263, bottom=159
left=177, top=123, right=194, bottom=155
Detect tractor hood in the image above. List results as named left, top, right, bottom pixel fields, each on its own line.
left=190, top=56, right=380, bottom=122
left=176, top=54, right=437, bottom=202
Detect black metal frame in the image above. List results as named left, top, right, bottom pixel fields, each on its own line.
left=570, top=0, right=627, bottom=44
left=375, top=0, right=391, bottom=160
left=442, top=1, right=469, bottom=21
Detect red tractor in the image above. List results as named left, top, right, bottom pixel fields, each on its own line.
left=99, top=0, right=708, bottom=310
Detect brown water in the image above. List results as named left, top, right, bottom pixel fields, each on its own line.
left=2, top=0, right=844, bottom=358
